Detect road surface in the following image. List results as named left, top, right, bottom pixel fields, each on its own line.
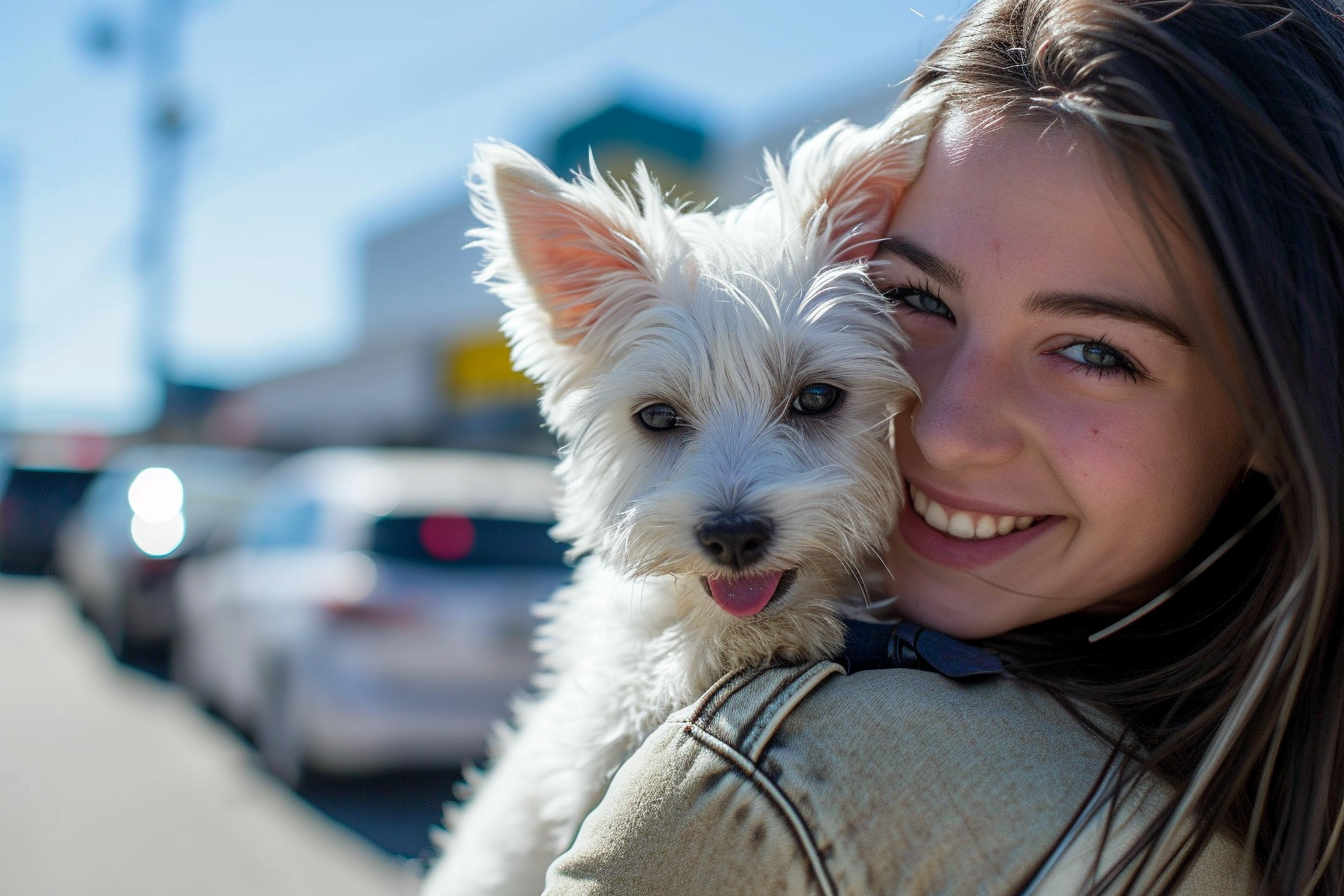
left=0, top=576, right=422, bottom=896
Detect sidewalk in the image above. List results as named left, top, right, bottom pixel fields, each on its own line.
left=0, top=577, right=420, bottom=896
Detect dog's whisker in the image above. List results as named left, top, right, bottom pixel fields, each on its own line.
left=866, top=544, right=896, bottom=585
left=855, top=411, right=901, bottom=441
left=834, top=555, right=865, bottom=597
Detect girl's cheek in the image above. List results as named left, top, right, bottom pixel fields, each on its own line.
left=1039, top=403, right=1155, bottom=498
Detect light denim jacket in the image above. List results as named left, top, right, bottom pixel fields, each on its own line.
left=544, top=662, right=1253, bottom=895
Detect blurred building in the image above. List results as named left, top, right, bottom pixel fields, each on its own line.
left=208, top=87, right=899, bottom=455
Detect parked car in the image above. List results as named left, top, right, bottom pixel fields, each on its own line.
left=53, top=444, right=280, bottom=656
left=0, top=466, right=98, bottom=576
left=171, top=447, right=569, bottom=783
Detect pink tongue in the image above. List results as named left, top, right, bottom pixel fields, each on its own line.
left=707, top=571, right=784, bottom=617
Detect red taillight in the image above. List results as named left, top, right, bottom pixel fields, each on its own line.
left=419, top=515, right=475, bottom=561
left=136, top=555, right=183, bottom=585
left=320, top=601, right=418, bottom=625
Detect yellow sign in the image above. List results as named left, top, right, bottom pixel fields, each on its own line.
left=442, top=332, right=537, bottom=407
left=593, top=148, right=710, bottom=208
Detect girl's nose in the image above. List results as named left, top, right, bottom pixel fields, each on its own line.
left=906, top=348, right=1024, bottom=471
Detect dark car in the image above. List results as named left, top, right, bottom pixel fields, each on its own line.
left=0, top=467, right=98, bottom=576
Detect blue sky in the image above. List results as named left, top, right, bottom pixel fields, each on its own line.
left=0, top=0, right=962, bottom=435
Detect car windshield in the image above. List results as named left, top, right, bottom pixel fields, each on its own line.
left=370, top=515, right=568, bottom=569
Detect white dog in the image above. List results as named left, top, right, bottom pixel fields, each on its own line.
left=420, top=91, right=940, bottom=896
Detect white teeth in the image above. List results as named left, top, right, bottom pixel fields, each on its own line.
left=947, top=511, right=976, bottom=539
left=924, top=500, right=949, bottom=533
left=909, top=485, right=1039, bottom=541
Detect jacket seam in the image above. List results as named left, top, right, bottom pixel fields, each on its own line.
left=684, top=667, right=760, bottom=724
left=685, top=662, right=845, bottom=749
left=741, top=663, right=845, bottom=763
left=681, top=721, right=838, bottom=896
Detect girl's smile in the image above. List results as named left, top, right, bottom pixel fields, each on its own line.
left=875, top=115, right=1256, bottom=639
left=897, top=480, right=1061, bottom=570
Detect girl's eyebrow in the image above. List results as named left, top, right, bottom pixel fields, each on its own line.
left=1027, top=292, right=1193, bottom=346
left=877, top=236, right=966, bottom=291
left=879, top=235, right=1193, bottom=347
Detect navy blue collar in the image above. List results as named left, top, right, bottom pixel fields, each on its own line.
left=841, top=619, right=1003, bottom=679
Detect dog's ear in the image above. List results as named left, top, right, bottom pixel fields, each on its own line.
left=777, top=88, right=944, bottom=264
left=468, top=141, right=653, bottom=346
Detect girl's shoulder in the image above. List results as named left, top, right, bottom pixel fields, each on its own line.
left=545, top=662, right=1255, bottom=896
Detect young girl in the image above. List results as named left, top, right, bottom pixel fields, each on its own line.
left=539, top=0, right=1344, bottom=893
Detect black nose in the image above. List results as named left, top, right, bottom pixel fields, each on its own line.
left=696, top=515, right=773, bottom=569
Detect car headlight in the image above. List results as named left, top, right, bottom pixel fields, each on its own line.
left=128, top=467, right=186, bottom=556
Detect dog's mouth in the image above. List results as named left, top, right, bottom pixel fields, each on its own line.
left=701, top=569, right=798, bottom=618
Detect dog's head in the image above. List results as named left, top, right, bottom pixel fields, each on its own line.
left=467, top=94, right=939, bottom=659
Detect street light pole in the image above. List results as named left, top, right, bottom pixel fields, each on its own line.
left=137, top=0, right=189, bottom=402
left=83, top=0, right=193, bottom=423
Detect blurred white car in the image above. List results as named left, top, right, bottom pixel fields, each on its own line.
left=53, top=444, right=280, bottom=656
left=171, top=447, right=569, bottom=783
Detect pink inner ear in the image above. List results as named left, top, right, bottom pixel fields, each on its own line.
left=830, top=199, right=898, bottom=264
left=826, top=151, right=922, bottom=264
left=817, top=128, right=935, bottom=263
left=494, top=167, right=645, bottom=341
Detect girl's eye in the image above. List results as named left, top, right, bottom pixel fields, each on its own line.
left=1055, top=340, right=1143, bottom=381
left=636, top=403, right=682, bottom=431
left=883, top=286, right=956, bottom=322
left=792, top=383, right=843, bottom=416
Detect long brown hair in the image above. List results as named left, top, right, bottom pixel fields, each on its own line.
left=908, top=0, right=1344, bottom=893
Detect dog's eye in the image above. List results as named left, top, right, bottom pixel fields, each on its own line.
left=792, top=384, right=842, bottom=416
left=636, top=403, right=682, bottom=431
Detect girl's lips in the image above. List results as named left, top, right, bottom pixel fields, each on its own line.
left=896, top=500, right=1063, bottom=570
left=906, top=480, right=1037, bottom=521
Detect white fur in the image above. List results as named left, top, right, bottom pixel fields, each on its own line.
left=420, top=90, right=942, bottom=896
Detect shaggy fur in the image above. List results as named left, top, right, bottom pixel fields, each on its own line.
left=420, top=90, right=942, bottom=896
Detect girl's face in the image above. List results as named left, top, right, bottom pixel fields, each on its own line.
left=875, top=116, right=1254, bottom=639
